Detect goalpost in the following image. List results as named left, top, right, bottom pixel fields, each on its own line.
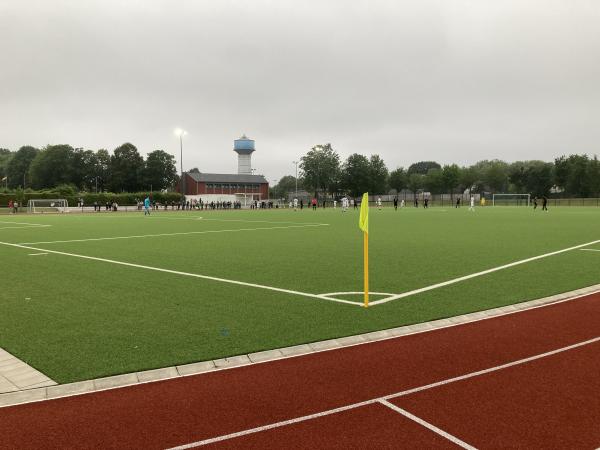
left=27, top=199, right=69, bottom=213
left=492, top=193, right=531, bottom=207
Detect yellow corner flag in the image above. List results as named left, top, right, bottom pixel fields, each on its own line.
left=358, top=193, right=369, bottom=307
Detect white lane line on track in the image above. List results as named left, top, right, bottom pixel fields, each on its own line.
left=370, top=239, right=600, bottom=305
left=18, top=224, right=329, bottom=245
left=166, top=336, right=599, bottom=449
left=378, top=399, right=476, bottom=450
left=0, top=241, right=359, bottom=307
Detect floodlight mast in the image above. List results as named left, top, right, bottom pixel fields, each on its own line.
left=175, top=129, right=187, bottom=201
left=292, top=160, right=298, bottom=197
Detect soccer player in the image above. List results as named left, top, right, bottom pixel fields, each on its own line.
left=144, top=196, right=151, bottom=215
left=455, top=197, right=461, bottom=208
left=342, top=197, right=349, bottom=212
left=400, top=199, right=405, bottom=208
left=533, top=197, right=538, bottom=210
left=542, top=196, right=548, bottom=211
left=469, top=196, right=475, bottom=212
left=334, top=200, right=337, bottom=209
left=377, top=197, right=382, bottom=210
left=293, top=197, right=298, bottom=211
left=393, top=197, right=398, bottom=210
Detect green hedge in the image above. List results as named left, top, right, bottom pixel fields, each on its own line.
left=0, top=191, right=182, bottom=207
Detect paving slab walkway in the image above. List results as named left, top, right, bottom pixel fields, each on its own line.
left=0, top=348, right=56, bottom=394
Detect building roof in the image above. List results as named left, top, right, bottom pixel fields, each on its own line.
left=186, top=172, right=268, bottom=184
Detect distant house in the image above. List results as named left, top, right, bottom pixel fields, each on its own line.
left=178, top=172, right=269, bottom=205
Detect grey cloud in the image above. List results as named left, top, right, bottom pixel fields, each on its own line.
left=1, top=0, right=599, bottom=182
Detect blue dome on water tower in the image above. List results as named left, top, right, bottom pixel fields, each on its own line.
left=234, top=134, right=255, bottom=155
left=234, top=134, right=255, bottom=175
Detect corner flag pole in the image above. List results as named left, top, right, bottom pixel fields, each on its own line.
left=363, top=229, right=369, bottom=307
left=359, top=193, right=369, bottom=308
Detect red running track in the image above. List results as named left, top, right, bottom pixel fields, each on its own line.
left=0, top=293, right=598, bottom=449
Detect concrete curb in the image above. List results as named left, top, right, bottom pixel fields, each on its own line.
left=1, top=283, right=599, bottom=409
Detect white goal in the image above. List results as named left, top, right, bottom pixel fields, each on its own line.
left=492, top=194, right=531, bottom=207
left=27, top=199, right=69, bottom=213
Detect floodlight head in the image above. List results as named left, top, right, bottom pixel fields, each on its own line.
left=174, top=128, right=187, bottom=137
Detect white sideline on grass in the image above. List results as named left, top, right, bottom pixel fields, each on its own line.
left=368, top=239, right=600, bottom=306
left=0, top=241, right=360, bottom=307
left=167, top=336, right=600, bottom=449
left=0, top=225, right=51, bottom=230
left=0, top=221, right=49, bottom=226
left=18, top=224, right=329, bottom=245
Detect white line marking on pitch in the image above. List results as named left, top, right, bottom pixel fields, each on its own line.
left=0, top=221, right=49, bottom=226
left=0, top=225, right=51, bottom=230
left=378, top=399, right=476, bottom=450
left=0, top=241, right=359, bottom=307
left=166, top=336, right=599, bottom=449
left=71, top=215, right=330, bottom=226
left=28, top=253, right=48, bottom=256
left=19, top=224, right=329, bottom=245
left=370, top=239, right=600, bottom=306
left=580, top=248, right=600, bottom=252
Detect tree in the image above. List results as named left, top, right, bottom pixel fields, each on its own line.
left=341, top=154, right=371, bottom=198
left=300, top=143, right=340, bottom=198
left=6, top=146, right=39, bottom=189
left=587, top=156, right=600, bottom=197
left=459, top=166, right=479, bottom=194
left=71, top=148, right=99, bottom=190
left=272, top=175, right=301, bottom=198
left=424, top=168, right=444, bottom=194
left=508, top=162, right=528, bottom=192
left=475, top=159, right=509, bottom=193
left=0, top=148, right=12, bottom=181
left=109, top=143, right=144, bottom=192
left=368, top=155, right=389, bottom=194
left=143, top=150, right=178, bottom=191
left=388, top=167, right=407, bottom=194
left=407, top=173, right=424, bottom=199
left=524, top=162, right=554, bottom=197
left=441, top=164, right=460, bottom=198
left=553, top=154, right=592, bottom=197
left=29, top=145, right=76, bottom=189
left=94, top=149, right=111, bottom=192
left=407, top=161, right=441, bottom=176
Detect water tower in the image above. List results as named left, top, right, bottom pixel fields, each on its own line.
left=233, top=134, right=255, bottom=175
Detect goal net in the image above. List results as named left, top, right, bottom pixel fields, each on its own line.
left=492, top=194, right=531, bottom=207
left=27, top=199, right=69, bottom=213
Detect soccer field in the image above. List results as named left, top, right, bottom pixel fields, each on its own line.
left=1, top=206, right=599, bottom=383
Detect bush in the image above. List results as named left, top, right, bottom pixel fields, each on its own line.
left=0, top=190, right=182, bottom=207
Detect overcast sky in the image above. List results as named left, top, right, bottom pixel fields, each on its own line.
left=1, top=0, right=599, bottom=182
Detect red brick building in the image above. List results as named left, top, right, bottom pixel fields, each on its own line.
left=177, top=172, right=269, bottom=203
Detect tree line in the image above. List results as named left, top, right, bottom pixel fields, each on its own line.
left=271, top=144, right=600, bottom=199
left=0, top=143, right=178, bottom=192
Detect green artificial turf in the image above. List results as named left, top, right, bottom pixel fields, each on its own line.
left=0, top=206, right=599, bottom=383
